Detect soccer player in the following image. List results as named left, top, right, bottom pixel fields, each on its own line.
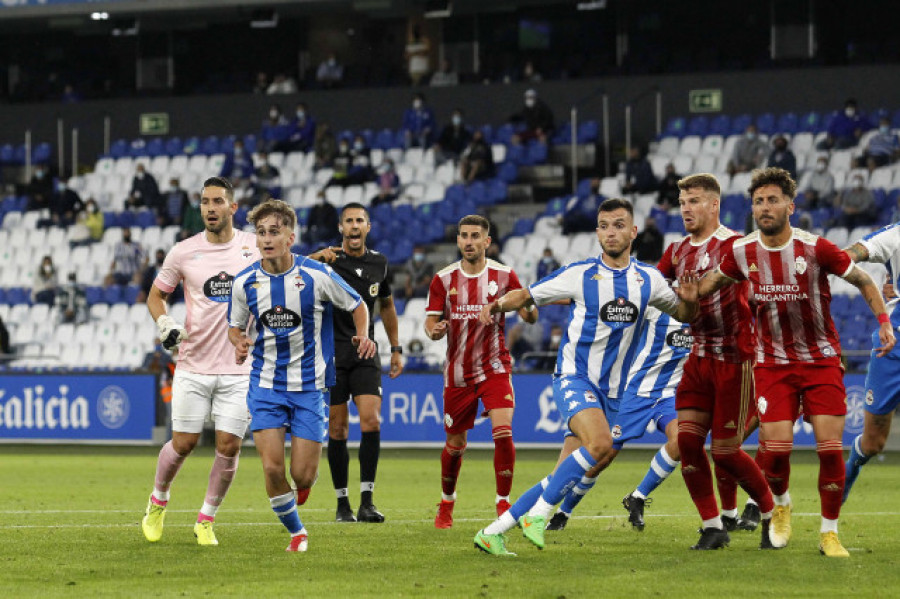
left=228, top=199, right=375, bottom=552
left=473, top=198, right=699, bottom=555
left=309, top=202, right=403, bottom=523
left=141, top=176, right=260, bottom=546
left=698, top=167, right=894, bottom=557
left=424, top=214, right=538, bottom=528
left=658, top=173, right=776, bottom=551
left=835, top=225, right=900, bottom=504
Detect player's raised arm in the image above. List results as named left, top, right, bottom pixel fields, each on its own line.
left=379, top=296, right=404, bottom=378
left=479, top=288, right=534, bottom=324
left=697, top=268, right=736, bottom=298
left=308, top=246, right=342, bottom=263
left=843, top=265, right=895, bottom=356
left=843, top=241, right=870, bottom=263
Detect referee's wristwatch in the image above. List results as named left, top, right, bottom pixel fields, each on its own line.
left=390, top=345, right=403, bottom=354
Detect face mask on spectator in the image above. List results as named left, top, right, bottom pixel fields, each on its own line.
left=816, top=162, right=827, bottom=172
left=880, top=125, right=891, bottom=135
left=354, top=141, right=364, bottom=151
left=339, top=143, right=349, bottom=153
left=296, top=110, right=305, bottom=120
left=525, top=98, right=535, bottom=108
left=745, top=131, right=756, bottom=140
left=88, top=203, right=98, bottom=213
left=452, top=115, right=462, bottom=126
left=234, top=148, right=243, bottom=157
left=845, top=107, right=856, bottom=117
left=269, top=109, right=279, bottom=119
left=413, top=252, right=424, bottom=262
left=136, top=172, right=144, bottom=180
left=854, top=178, right=864, bottom=189
left=413, top=99, right=423, bottom=109
left=550, top=333, right=562, bottom=345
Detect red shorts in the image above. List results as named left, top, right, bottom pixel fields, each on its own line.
left=676, top=354, right=756, bottom=440
left=443, top=374, right=515, bottom=434
left=754, top=363, right=846, bottom=422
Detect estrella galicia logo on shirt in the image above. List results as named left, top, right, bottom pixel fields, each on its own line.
left=260, top=305, right=301, bottom=331
left=666, top=328, right=694, bottom=349
left=203, top=271, right=234, bottom=302
left=600, top=297, right=639, bottom=327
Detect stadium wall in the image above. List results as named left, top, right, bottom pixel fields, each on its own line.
left=2, top=64, right=900, bottom=170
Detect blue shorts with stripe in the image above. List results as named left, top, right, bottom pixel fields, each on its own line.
left=611, top=393, right=676, bottom=450
left=865, top=330, right=900, bottom=415
left=553, top=374, right=613, bottom=436
left=247, top=385, right=327, bottom=442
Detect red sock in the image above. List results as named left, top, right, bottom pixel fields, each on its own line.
left=763, top=440, right=792, bottom=496
left=440, top=443, right=466, bottom=497
left=711, top=444, right=774, bottom=514
left=492, top=426, right=515, bottom=497
left=678, top=420, right=718, bottom=521
left=715, top=463, right=738, bottom=511
left=817, top=440, right=844, bottom=520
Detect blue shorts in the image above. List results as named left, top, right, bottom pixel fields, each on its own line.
left=611, top=393, right=676, bottom=450
left=865, top=332, right=900, bottom=415
left=553, top=374, right=611, bottom=436
left=247, top=385, right=327, bottom=442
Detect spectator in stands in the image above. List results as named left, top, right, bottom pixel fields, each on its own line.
left=61, top=84, right=80, bottom=103
left=252, top=72, right=269, bottom=94
left=856, top=117, right=900, bottom=171
left=316, top=53, right=344, bottom=89
left=137, top=248, right=167, bottom=304
left=507, top=315, right=545, bottom=365
left=404, top=246, right=433, bottom=299
left=510, top=89, right=554, bottom=145
left=286, top=102, right=317, bottom=152
left=430, top=59, right=459, bottom=87
left=657, top=163, right=682, bottom=209
left=837, top=174, right=877, bottom=229
left=105, top=227, right=146, bottom=287
left=404, top=339, right=430, bottom=372
left=402, top=92, right=437, bottom=149
left=180, top=192, right=204, bottom=239
left=159, top=177, right=188, bottom=227
left=802, top=156, right=836, bottom=210
left=633, top=216, right=664, bottom=263
left=767, top=135, right=797, bottom=181
left=536, top=247, right=560, bottom=281
left=458, top=130, right=495, bottom=183
left=534, top=324, right=564, bottom=371
left=260, top=104, right=291, bottom=153
left=142, top=337, right=175, bottom=373
left=522, top=60, right=543, bottom=83
left=0, top=313, right=10, bottom=357
left=727, top=124, right=767, bottom=175
left=371, top=159, right=400, bottom=207
left=126, top=163, right=160, bottom=211
left=621, top=147, right=657, bottom=195
left=220, top=139, right=254, bottom=186
left=434, top=108, right=472, bottom=164
left=82, top=198, right=104, bottom=243
left=817, top=98, right=870, bottom=151
left=306, top=194, right=339, bottom=246
left=32, top=255, right=58, bottom=306
left=406, top=23, right=431, bottom=86
left=485, top=243, right=503, bottom=264
left=56, top=271, right=87, bottom=324
left=26, top=164, right=53, bottom=211
left=249, top=152, right=282, bottom=207
left=266, top=72, right=298, bottom=95
left=322, top=136, right=374, bottom=191
left=562, top=178, right=601, bottom=234
left=313, top=122, right=337, bottom=169
left=47, top=178, right=83, bottom=227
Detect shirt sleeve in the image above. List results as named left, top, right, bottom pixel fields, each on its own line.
left=377, top=259, right=392, bottom=299
left=227, top=275, right=250, bottom=329
left=859, top=224, right=900, bottom=265
left=716, top=245, right=745, bottom=281
left=657, top=243, right=675, bottom=279
left=507, top=269, right=523, bottom=292
left=319, top=266, right=363, bottom=312
left=425, top=274, right=446, bottom=317
left=153, top=244, right=182, bottom=293
left=817, top=238, right=854, bottom=278
left=646, top=268, right=681, bottom=317
left=529, top=263, right=580, bottom=306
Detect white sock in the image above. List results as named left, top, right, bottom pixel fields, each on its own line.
left=483, top=511, right=517, bottom=535
left=292, top=526, right=308, bottom=537
left=152, top=488, right=170, bottom=503
left=746, top=498, right=758, bottom=507
left=441, top=492, right=456, bottom=502
left=820, top=518, right=838, bottom=534
left=631, top=489, right=647, bottom=500
left=335, top=488, right=348, bottom=498
left=199, top=501, right=218, bottom=519
left=702, top=516, right=723, bottom=530
left=722, top=508, right=738, bottom=519
left=528, top=497, right=554, bottom=519
left=495, top=495, right=509, bottom=504
left=774, top=492, right=792, bottom=506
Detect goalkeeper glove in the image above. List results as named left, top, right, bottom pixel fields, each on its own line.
left=156, top=314, right=188, bottom=350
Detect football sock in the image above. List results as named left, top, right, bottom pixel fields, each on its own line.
left=711, top=444, right=774, bottom=514
left=558, top=475, right=598, bottom=516
left=820, top=517, right=839, bottom=534
left=715, top=464, right=738, bottom=512
left=678, top=420, right=718, bottom=521
left=360, top=482, right=375, bottom=506
left=270, top=491, right=303, bottom=535
left=702, top=516, right=724, bottom=530
left=763, top=440, right=792, bottom=497
left=508, top=476, right=550, bottom=521
left=152, top=440, right=188, bottom=503
left=359, top=431, right=380, bottom=505
left=637, top=446, right=679, bottom=498
left=528, top=448, right=597, bottom=519
left=843, top=435, right=872, bottom=502
left=483, top=511, right=517, bottom=535
left=198, top=450, right=239, bottom=521
left=492, top=426, right=515, bottom=498
left=817, top=440, right=844, bottom=520
left=440, top=442, right=466, bottom=497
left=327, top=437, right=349, bottom=505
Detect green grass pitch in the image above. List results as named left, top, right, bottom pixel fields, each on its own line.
left=0, top=445, right=898, bottom=598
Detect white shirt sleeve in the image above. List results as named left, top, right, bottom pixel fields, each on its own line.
left=529, top=263, right=583, bottom=306
left=647, top=268, right=681, bottom=317
left=859, top=225, right=900, bottom=265
left=317, top=266, right=363, bottom=312
left=227, top=275, right=250, bottom=329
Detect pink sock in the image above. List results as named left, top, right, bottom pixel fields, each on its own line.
left=152, top=441, right=187, bottom=504
left=198, top=451, right=240, bottom=521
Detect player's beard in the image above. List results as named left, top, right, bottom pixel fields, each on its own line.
left=205, top=216, right=229, bottom=235
left=756, top=213, right=787, bottom=236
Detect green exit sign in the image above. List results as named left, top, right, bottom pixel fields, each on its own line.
left=140, top=113, right=170, bottom=135
left=688, top=89, right=723, bottom=113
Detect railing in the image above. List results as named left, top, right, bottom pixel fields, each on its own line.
left=568, top=86, right=608, bottom=193
left=624, top=85, right=662, bottom=158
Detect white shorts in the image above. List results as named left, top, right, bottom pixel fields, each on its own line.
left=171, top=370, right=251, bottom=437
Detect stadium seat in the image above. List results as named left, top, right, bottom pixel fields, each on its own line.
left=709, top=115, right=731, bottom=136
left=755, top=112, right=776, bottom=134
left=775, top=112, right=799, bottom=134
left=731, top=114, right=753, bottom=135
left=577, top=120, right=599, bottom=143
left=102, top=285, right=124, bottom=305
left=662, top=117, right=687, bottom=138
left=146, top=138, right=165, bottom=157
left=799, top=111, right=822, bottom=133
left=687, top=116, right=709, bottom=137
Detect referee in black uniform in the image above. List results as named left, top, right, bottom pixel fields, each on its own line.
left=310, top=202, right=403, bottom=522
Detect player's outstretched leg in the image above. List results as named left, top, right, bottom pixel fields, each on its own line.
left=843, top=434, right=873, bottom=504
left=194, top=449, right=240, bottom=546
left=473, top=475, right=551, bottom=556
left=547, top=474, right=597, bottom=531
left=328, top=436, right=356, bottom=523
left=623, top=445, right=679, bottom=532
left=435, top=442, right=465, bottom=529
left=142, top=440, right=188, bottom=542
left=817, top=439, right=848, bottom=557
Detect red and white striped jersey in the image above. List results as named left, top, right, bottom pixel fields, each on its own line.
left=657, top=225, right=754, bottom=363
left=426, top=259, right=523, bottom=387
left=718, top=228, right=853, bottom=367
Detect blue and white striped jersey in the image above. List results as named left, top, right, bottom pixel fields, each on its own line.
left=859, top=223, right=900, bottom=322
left=529, top=256, right=681, bottom=399
left=228, top=255, right=362, bottom=392
left=624, top=306, right=692, bottom=400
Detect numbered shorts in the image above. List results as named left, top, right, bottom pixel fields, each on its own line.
left=864, top=338, right=900, bottom=415
left=331, top=342, right=382, bottom=406
left=247, top=385, right=327, bottom=443
left=171, top=370, right=251, bottom=437
left=675, top=355, right=755, bottom=440
left=552, top=374, right=611, bottom=436
left=443, top=373, right=515, bottom=434
left=611, top=393, right=676, bottom=450
left=754, top=363, right=846, bottom=422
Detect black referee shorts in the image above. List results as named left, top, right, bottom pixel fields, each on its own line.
left=330, top=342, right=383, bottom=406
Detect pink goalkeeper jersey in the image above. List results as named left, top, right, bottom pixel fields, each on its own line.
left=154, top=230, right=260, bottom=375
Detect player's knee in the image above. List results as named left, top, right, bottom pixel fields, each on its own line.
left=582, top=437, right=613, bottom=463
left=359, top=414, right=381, bottom=432
left=171, top=436, right=198, bottom=456
left=862, top=433, right=887, bottom=455
left=215, top=438, right=242, bottom=457
left=328, top=421, right=349, bottom=440
left=290, top=464, right=317, bottom=489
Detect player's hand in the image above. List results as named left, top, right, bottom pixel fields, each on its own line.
left=479, top=303, right=498, bottom=325
left=389, top=351, right=404, bottom=379
left=429, top=320, right=449, bottom=340
left=234, top=335, right=251, bottom=365
left=156, top=314, right=188, bottom=350
left=875, top=321, right=896, bottom=357
left=353, top=335, right=377, bottom=359
left=883, top=282, right=896, bottom=300
left=310, top=246, right=341, bottom=263
left=676, top=270, right=700, bottom=303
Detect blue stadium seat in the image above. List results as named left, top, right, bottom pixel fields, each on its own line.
left=146, top=138, right=165, bottom=157
left=435, top=200, right=456, bottom=224
left=85, top=286, right=104, bottom=305
left=116, top=211, right=135, bottom=228
left=234, top=206, right=249, bottom=229
left=165, top=137, right=183, bottom=156
left=392, top=239, right=414, bottom=263
left=338, top=129, right=355, bottom=142
left=755, top=112, right=776, bottom=134
left=369, top=202, right=392, bottom=224
left=709, top=115, right=731, bottom=136
left=444, top=184, right=465, bottom=205
left=129, top=139, right=149, bottom=158
left=123, top=284, right=141, bottom=304
left=182, top=136, right=200, bottom=155
left=242, top=134, right=257, bottom=154
left=497, top=162, right=517, bottom=183
left=687, top=116, right=709, bottom=137
left=373, top=239, right=393, bottom=257
left=487, top=179, right=507, bottom=204
left=577, top=120, right=599, bottom=143
left=465, top=181, right=488, bottom=205
left=453, top=199, right=476, bottom=222
left=662, top=117, right=687, bottom=138
left=373, top=129, right=394, bottom=150
left=552, top=122, right=572, bottom=145
left=32, top=142, right=52, bottom=164
left=511, top=217, right=535, bottom=237
left=358, top=129, right=374, bottom=147
left=2, top=196, right=18, bottom=213
left=525, top=141, right=548, bottom=165
left=135, top=210, right=156, bottom=228
left=220, top=135, right=237, bottom=152
left=109, top=139, right=129, bottom=159
left=821, top=110, right=839, bottom=133
left=798, top=111, right=821, bottom=133
left=295, top=207, right=310, bottom=227
left=731, top=113, right=753, bottom=135
left=394, top=204, right=414, bottom=223
left=505, top=144, right=525, bottom=165
left=775, top=112, right=799, bottom=134
left=543, top=197, right=568, bottom=217
left=13, top=144, right=28, bottom=165
left=0, top=144, right=13, bottom=164
left=392, top=297, right=407, bottom=315
left=479, top=124, right=494, bottom=145
left=103, top=285, right=124, bottom=305
left=7, top=287, right=30, bottom=305
left=200, top=136, right=220, bottom=156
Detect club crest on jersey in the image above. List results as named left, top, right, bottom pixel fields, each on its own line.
left=584, top=391, right=598, bottom=403
left=699, top=252, right=710, bottom=270
left=241, top=246, right=253, bottom=259
left=611, top=424, right=622, bottom=438
left=487, top=280, right=499, bottom=296
left=369, top=283, right=379, bottom=297
left=757, top=396, right=768, bottom=414
left=822, top=346, right=835, bottom=357
left=444, top=413, right=454, bottom=428
left=591, top=273, right=603, bottom=281
left=292, top=276, right=305, bottom=290
left=633, top=271, right=644, bottom=285
left=203, top=271, right=234, bottom=302
left=260, top=304, right=301, bottom=331
left=866, top=389, right=874, bottom=405
left=794, top=256, right=807, bottom=274
left=601, top=296, right=638, bottom=328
